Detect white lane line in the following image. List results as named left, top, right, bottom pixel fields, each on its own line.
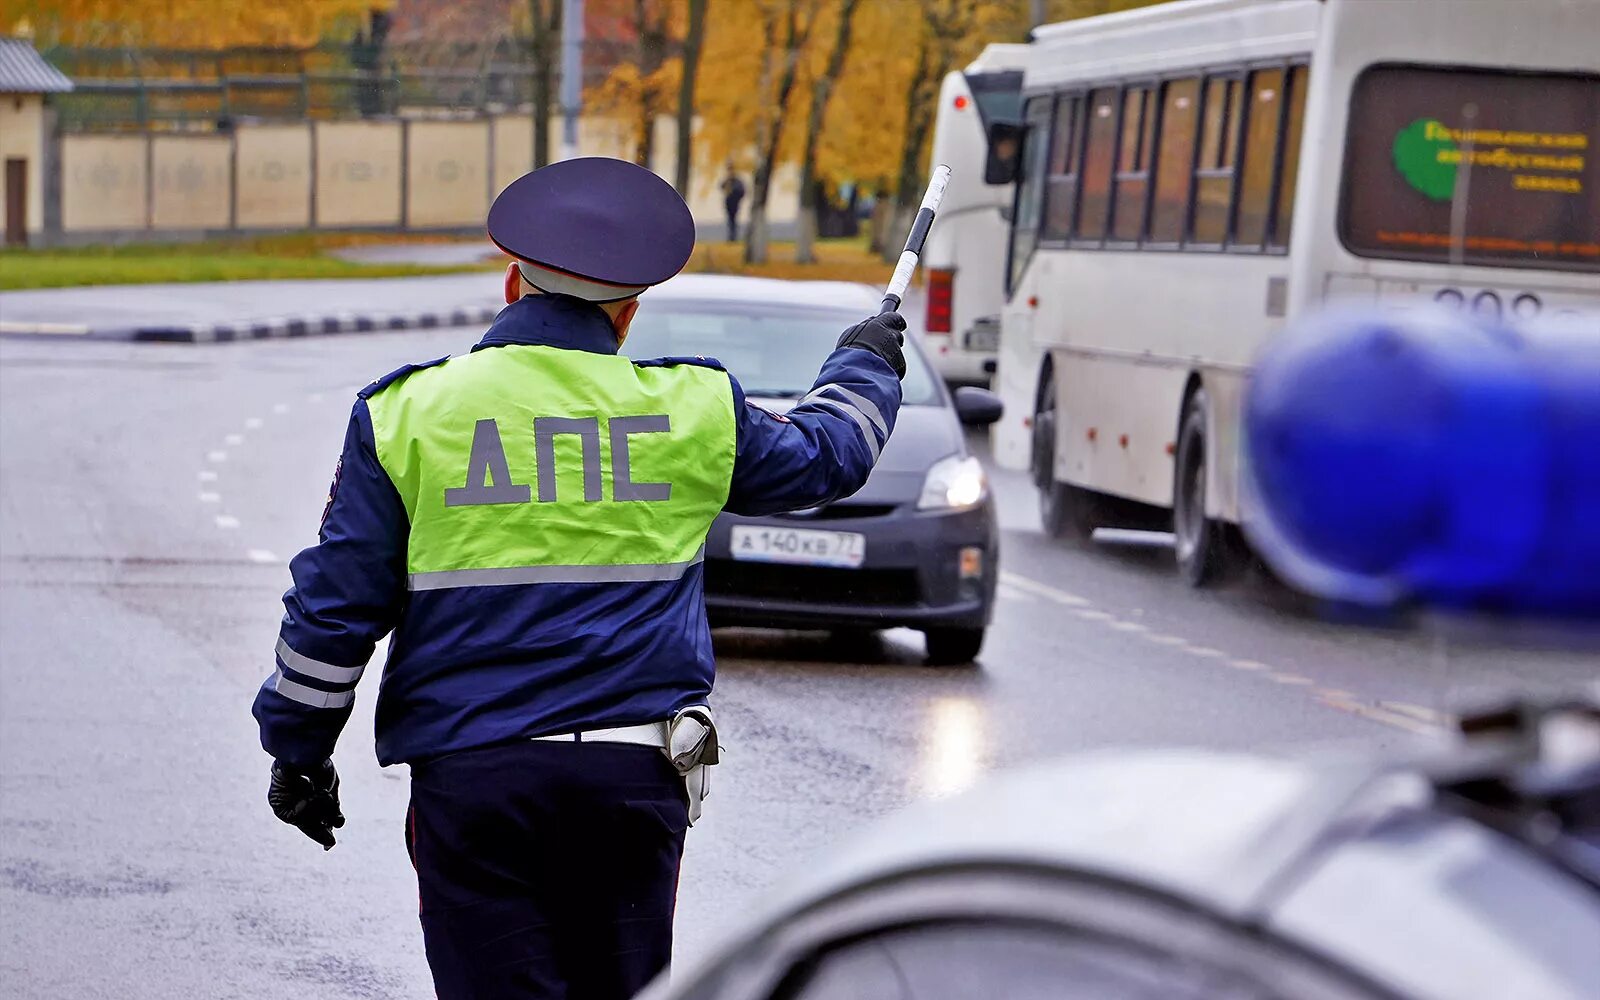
left=207, top=450, right=227, bottom=463
left=309, top=392, right=325, bottom=403
left=995, top=583, right=1036, bottom=603
left=1380, top=701, right=1449, bottom=725
left=247, top=549, right=280, bottom=564
left=1144, top=634, right=1187, bottom=646
left=1228, top=659, right=1269, bottom=671
left=999, top=572, right=1090, bottom=607
left=197, top=492, right=220, bottom=503
left=197, top=470, right=218, bottom=483
left=1073, top=609, right=1115, bottom=621
left=1108, top=620, right=1149, bottom=633
left=1316, top=688, right=1356, bottom=701
left=1317, top=693, right=1440, bottom=736
left=1181, top=645, right=1226, bottom=659
left=224, top=433, right=244, bottom=446
left=272, top=403, right=290, bottom=414
left=245, top=417, right=264, bottom=430
left=1267, top=672, right=1314, bottom=686
left=214, top=515, right=240, bottom=529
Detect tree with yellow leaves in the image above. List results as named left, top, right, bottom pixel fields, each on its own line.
left=4, top=0, right=388, bottom=49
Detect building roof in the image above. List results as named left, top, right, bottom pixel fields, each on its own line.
left=0, top=38, right=74, bottom=94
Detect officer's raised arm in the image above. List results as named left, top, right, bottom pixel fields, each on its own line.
left=725, top=311, right=907, bottom=516
left=251, top=395, right=409, bottom=848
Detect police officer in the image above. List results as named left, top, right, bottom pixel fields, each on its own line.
left=252, top=156, right=906, bottom=1000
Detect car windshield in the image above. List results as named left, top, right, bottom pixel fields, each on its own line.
left=623, top=301, right=941, bottom=405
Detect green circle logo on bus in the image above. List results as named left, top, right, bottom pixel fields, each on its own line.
left=1392, top=118, right=1460, bottom=201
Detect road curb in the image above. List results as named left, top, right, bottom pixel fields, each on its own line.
left=0, top=304, right=503, bottom=344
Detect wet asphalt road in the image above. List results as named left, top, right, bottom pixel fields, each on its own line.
left=1, top=327, right=1593, bottom=999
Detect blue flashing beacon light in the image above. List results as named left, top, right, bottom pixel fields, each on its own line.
left=1242, top=305, right=1600, bottom=617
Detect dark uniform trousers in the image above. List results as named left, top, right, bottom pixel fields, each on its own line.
left=407, top=740, right=690, bottom=999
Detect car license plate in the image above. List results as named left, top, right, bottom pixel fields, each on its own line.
left=729, top=526, right=865, bottom=568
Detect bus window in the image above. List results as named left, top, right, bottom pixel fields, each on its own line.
left=1149, top=79, right=1200, bottom=243
left=1043, top=95, right=1082, bottom=240
left=1270, top=65, right=1309, bottom=250
left=1233, top=68, right=1286, bottom=248
left=1340, top=65, right=1599, bottom=273
left=1008, top=95, right=1055, bottom=293
left=1075, top=88, right=1120, bottom=241
left=1192, top=76, right=1242, bottom=244
left=1112, top=86, right=1156, bottom=242
left=967, top=70, right=1024, bottom=130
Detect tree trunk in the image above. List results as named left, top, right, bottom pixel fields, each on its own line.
left=883, top=7, right=957, bottom=261
left=633, top=0, right=669, bottom=169
left=674, top=0, right=710, bottom=198
left=745, top=0, right=816, bottom=265
left=530, top=0, right=562, bottom=169
left=795, top=0, right=861, bottom=264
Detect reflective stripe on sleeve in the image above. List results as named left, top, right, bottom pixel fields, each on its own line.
left=275, top=638, right=365, bottom=687
left=407, top=546, right=705, bottom=591
left=813, top=384, right=888, bottom=438
left=273, top=670, right=356, bottom=709
left=808, top=398, right=882, bottom=463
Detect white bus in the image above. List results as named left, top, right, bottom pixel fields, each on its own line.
left=993, top=0, right=1600, bottom=585
left=920, top=43, right=1028, bottom=385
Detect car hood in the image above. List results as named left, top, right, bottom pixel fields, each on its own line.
left=752, top=399, right=962, bottom=501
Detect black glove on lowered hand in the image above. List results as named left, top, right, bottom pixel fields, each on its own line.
left=836, top=312, right=908, bottom=380
left=269, top=759, right=344, bottom=850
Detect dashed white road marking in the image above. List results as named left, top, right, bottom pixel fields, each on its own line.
left=224, top=433, right=244, bottom=446
left=207, top=450, right=227, bottom=463
left=272, top=403, right=290, bottom=414
left=1380, top=701, right=1449, bottom=725
left=214, top=515, right=240, bottom=529
left=247, top=549, right=280, bottom=564
left=245, top=417, right=264, bottom=430
left=197, top=470, right=218, bottom=483
left=996, top=583, right=1035, bottom=603
left=197, top=492, right=220, bottom=503
left=309, top=392, right=325, bottom=403
left=999, top=571, right=1447, bottom=738
left=998, top=571, right=1090, bottom=607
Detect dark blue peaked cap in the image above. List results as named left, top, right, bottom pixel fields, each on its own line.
left=488, top=157, right=696, bottom=301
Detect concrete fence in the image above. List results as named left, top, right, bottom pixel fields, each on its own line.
left=47, top=116, right=799, bottom=244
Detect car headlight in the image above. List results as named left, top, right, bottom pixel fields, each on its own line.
left=918, top=454, right=987, bottom=511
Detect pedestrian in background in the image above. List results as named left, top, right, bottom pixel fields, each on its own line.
left=720, top=164, right=746, bottom=242
left=252, top=156, right=908, bottom=999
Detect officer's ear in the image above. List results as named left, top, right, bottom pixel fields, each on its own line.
left=610, top=298, right=640, bottom=346
left=504, top=262, right=523, bottom=304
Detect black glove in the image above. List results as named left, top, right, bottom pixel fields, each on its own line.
left=268, top=759, right=344, bottom=850
left=836, top=312, right=908, bottom=380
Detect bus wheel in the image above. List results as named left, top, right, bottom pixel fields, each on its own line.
left=1173, top=387, right=1230, bottom=587
left=1034, top=379, right=1096, bottom=541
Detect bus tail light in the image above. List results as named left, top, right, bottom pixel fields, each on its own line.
left=926, top=268, right=954, bottom=333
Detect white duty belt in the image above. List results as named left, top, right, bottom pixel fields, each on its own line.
left=530, top=707, right=720, bottom=826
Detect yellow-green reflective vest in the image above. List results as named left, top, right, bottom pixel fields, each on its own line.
left=365, top=345, right=737, bottom=590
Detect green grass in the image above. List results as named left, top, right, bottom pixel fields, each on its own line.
left=0, top=232, right=908, bottom=291
left=0, top=232, right=484, bottom=290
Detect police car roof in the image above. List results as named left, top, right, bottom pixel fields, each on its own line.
left=642, top=273, right=880, bottom=313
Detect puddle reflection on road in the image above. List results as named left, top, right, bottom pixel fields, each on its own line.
left=916, top=695, right=990, bottom=800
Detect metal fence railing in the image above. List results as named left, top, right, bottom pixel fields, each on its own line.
left=43, top=41, right=634, bottom=132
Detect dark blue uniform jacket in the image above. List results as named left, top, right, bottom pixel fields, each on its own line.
left=253, top=294, right=902, bottom=767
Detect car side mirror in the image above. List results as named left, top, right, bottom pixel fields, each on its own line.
left=954, top=386, right=1004, bottom=426
left=984, top=120, right=1027, bottom=185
